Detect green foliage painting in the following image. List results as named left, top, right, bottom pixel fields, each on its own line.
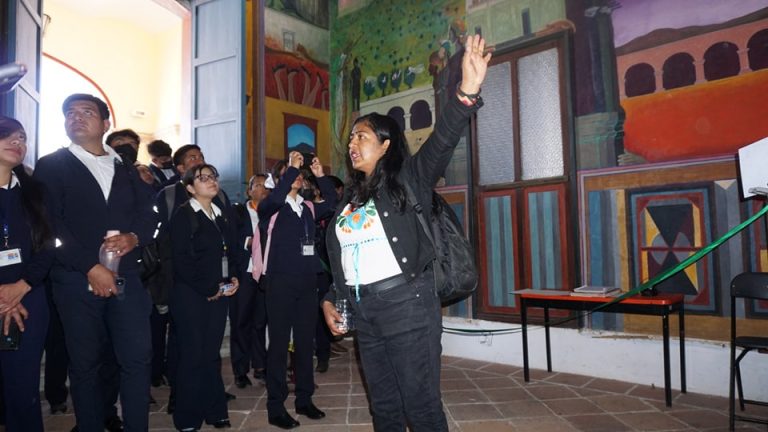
left=329, top=0, right=465, bottom=173
left=331, top=0, right=464, bottom=99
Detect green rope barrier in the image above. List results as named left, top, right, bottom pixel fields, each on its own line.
left=443, top=203, right=768, bottom=335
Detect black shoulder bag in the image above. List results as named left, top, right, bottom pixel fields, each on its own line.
left=404, top=184, right=478, bottom=305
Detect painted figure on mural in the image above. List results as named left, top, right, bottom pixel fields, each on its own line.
left=351, top=57, right=361, bottom=112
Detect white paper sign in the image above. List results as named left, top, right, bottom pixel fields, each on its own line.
left=738, top=137, right=768, bottom=199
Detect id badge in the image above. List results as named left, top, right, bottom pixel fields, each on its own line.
left=0, top=248, right=22, bottom=268
left=221, top=255, right=229, bottom=279
left=301, top=238, right=314, bottom=256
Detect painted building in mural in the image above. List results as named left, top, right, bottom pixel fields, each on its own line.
left=314, top=0, right=768, bottom=337
left=262, top=0, right=332, bottom=171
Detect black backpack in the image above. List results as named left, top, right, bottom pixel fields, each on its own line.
left=405, top=184, right=478, bottom=305
left=143, top=198, right=200, bottom=305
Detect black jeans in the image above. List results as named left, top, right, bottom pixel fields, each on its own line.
left=351, top=269, right=448, bottom=432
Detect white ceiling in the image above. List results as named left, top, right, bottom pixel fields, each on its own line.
left=46, top=0, right=182, bottom=33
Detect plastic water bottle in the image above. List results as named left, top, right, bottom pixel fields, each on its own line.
left=99, top=230, right=125, bottom=300
left=334, top=299, right=353, bottom=333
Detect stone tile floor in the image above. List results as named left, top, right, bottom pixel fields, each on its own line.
left=41, top=339, right=768, bottom=431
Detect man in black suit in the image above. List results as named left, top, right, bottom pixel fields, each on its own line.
left=34, top=93, right=157, bottom=432
left=230, top=174, right=270, bottom=388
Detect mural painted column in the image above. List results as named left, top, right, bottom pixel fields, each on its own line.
left=569, top=0, right=625, bottom=170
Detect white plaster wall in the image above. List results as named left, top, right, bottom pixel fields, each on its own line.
left=42, top=1, right=182, bottom=153
left=441, top=316, right=768, bottom=401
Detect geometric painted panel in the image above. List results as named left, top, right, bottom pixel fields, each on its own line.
left=748, top=200, right=768, bottom=318
left=630, top=188, right=717, bottom=314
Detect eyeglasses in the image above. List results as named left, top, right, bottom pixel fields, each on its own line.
left=195, top=174, right=219, bottom=183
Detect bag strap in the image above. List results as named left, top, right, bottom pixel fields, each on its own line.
left=260, top=211, right=280, bottom=276
left=165, top=184, right=176, bottom=223
left=305, top=200, right=316, bottom=218
left=258, top=200, right=316, bottom=278
left=404, top=183, right=435, bottom=248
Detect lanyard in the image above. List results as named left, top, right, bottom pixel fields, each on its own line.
left=0, top=188, right=12, bottom=249
left=210, top=213, right=229, bottom=280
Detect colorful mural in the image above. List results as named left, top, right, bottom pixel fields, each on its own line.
left=262, top=2, right=331, bottom=168
left=322, top=0, right=768, bottom=335
left=267, top=0, right=330, bottom=29
left=612, top=2, right=768, bottom=163
left=329, top=0, right=465, bottom=172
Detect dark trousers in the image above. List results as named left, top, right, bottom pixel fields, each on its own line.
left=0, top=287, right=48, bottom=432
left=100, top=347, right=121, bottom=421
left=149, top=305, right=170, bottom=382
left=44, top=286, right=69, bottom=407
left=52, top=271, right=152, bottom=432
left=44, top=289, right=120, bottom=422
left=228, top=275, right=267, bottom=376
left=170, top=290, right=228, bottom=430
left=351, top=270, right=448, bottom=432
left=265, top=273, right=317, bottom=417
left=315, top=272, right=332, bottom=363
left=166, top=316, right=178, bottom=389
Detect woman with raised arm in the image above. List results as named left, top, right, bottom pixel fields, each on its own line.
left=321, top=35, right=491, bottom=431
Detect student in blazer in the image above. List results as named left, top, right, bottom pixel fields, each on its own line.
left=169, top=164, right=239, bottom=432
left=0, top=116, right=54, bottom=432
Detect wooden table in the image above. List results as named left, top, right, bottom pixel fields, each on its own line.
left=518, top=290, right=686, bottom=406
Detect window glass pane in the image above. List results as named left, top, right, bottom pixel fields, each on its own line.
left=519, top=48, right=563, bottom=180
left=195, top=58, right=238, bottom=119
left=477, top=61, right=514, bottom=186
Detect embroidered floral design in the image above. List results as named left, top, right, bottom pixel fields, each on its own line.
left=337, top=200, right=377, bottom=233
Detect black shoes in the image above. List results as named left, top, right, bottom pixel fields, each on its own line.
left=234, top=374, right=252, bottom=388
left=168, top=392, right=232, bottom=415
left=296, top=403, right=326, bottom=420
left=104, top=414, right=124, bottom=432
left=268, top=412, right=300, bottom=429
left=252, top=368, right=266, bottom=384
left=208, top=419, right=231, bottom=429
left=315, top=359, right=329, bottom=373
left=71, top=415, right=124, bottom=432
left=50, top=402, right=68, bottom=414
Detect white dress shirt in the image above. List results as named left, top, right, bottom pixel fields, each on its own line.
left=189, top=197, right=222, bottom=221
left=0, top=171, right=20, bottom=190
left=68, top=144, right=120, bottom=200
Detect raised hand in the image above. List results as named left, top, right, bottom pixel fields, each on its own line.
left=309, top=156, right=324, bottom=178
left=288, top=151, right=303, bottom=169
left=459, top=34, right=492, bottom=96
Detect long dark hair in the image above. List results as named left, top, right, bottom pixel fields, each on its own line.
left=347, top=113, right=410, bottom=212
left=0, top=116, right=53, bottom=252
